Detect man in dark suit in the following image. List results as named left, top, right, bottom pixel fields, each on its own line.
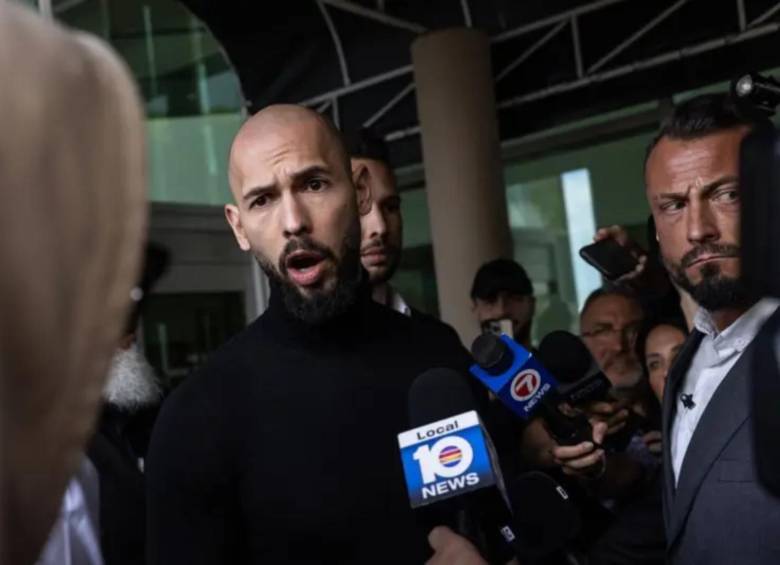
left=646, top=93, right=780, bottom=563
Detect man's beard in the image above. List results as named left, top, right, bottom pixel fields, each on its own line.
left=361, top=237, right=401, bottom=286
left=663, top=242, right=753, bottom=311
left=258, top=220, right=362, bottom=325
left=103, top=344, right=162, bottom=411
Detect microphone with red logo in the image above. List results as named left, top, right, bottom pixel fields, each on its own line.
left=399, top=368, right=520, bottom=563
left=400, top=368, right=584, bottom=562
left=470, top=333, right=594, bottom=446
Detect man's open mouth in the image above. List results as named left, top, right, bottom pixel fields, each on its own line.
left=285, top=251, right=327, bottom=287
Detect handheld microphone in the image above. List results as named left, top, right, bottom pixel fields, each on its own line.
left=508, top=472, right=582, bottom=562
left=400, top=368, right=519, bottom=563
left=538, top=331, right=611, bottom=406
left=470, top=334, right=593, bottom=446
left=538, top=330, right=648, bottom=453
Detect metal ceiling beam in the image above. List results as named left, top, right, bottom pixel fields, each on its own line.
left=737, top=0, right=747, bottom=31
left=316, top=0, right=351, bottom=85
left=571, top=16, right=583, bottom=78
left=298, top=64, right=413, bottom=107
left=297, top=0, right=627, bottom=107
left=363, top=81, right=415, bottom=128
left=333, top=97, right=341, bottom=127
left=385, top=125, right=420, bottom=142
left=461, top=0, right=473, bottom=28
left=320, top=0, right=426, bottom=34
left=496, top=20, right=567, bottom=83
left=498, top=21, right=779, bottom=109
left=588, top=0, right=688, bottom=73
left=750, top=1, right=780, bottom=27
left=492, top=0, right=629, bottom=44
left=384, top=22, right=780, bottom=142
left=298, top=0, right=770, bottom=111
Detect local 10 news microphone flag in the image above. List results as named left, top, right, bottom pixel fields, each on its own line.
left=398, top=410, right=496, bottom=507
left=397, top=369, right=521, bottom=564
left=397, top=368, right=584, bottom=563
left=397, top=369, right=506, bottom=508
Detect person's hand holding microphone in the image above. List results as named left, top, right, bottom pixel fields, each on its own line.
left=427, top=526, right=521, bottom=565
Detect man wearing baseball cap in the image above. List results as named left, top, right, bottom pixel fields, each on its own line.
left=471, top=259, right=536, bottom=350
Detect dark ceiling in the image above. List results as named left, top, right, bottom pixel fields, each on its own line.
left=181, top=0, right=780, bottom=168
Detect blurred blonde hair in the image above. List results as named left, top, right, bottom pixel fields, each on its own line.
left=0, top=4, right=147, bottom=563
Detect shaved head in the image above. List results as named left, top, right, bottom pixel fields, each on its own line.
left=224, top=104, right=372, bottom=324
left=228, top=105, right=350, bottom=201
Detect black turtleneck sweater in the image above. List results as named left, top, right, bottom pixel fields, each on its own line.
left=146, top=284, right=474, bottom=564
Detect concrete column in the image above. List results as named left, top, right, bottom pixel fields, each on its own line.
left=412, top=28, right=513, bottom=345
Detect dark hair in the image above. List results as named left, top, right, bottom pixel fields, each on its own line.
left=635, top=316, right=688, bottom=371
left=343, top=127, right=390, bottom=164
left=471, top=258, right=533, bottom=301
left=645, top=93, right=772, bottom=170
left=580, top=287, right=641, bottom=319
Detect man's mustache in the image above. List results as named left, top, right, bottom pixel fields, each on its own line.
left=680, top=243, right=740, bottom=269
left=278, top=237, right=336, bottom=275
left=360, top=238, right=398, bottom=255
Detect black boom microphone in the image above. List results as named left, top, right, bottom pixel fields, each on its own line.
left=538, top=330, right=649, bottom=453
left=537, top=330, right=611, bottom=406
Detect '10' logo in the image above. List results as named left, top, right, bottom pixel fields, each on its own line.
left=413, top=436, right=474, bottom=484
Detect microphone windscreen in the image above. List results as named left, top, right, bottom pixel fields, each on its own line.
left=470, top=333, right=514, bottom=376
left=408, top=368, right=477, bottom=428
left=538, top=331, right=594, bottom=384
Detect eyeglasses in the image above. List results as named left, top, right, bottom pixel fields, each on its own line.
left=581, top=321, right=642, bottom=343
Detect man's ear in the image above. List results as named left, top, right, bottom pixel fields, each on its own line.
left=353, top=163, right=373, bottom=216
left=224, top=204, right=251, bottom=251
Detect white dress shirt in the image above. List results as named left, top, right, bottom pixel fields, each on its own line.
left=671, top=298, right=780, bottom=485
left=374, top=284, right=412, bottom=317
left=387, top=286, right=412, bottom=318
left=37, top=456, right=104, bottom=565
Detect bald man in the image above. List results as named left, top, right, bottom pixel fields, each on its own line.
left=145, top=105, right=475, bottom=564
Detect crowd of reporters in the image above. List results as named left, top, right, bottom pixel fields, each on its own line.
left=4, top=2, right=780, bottom=564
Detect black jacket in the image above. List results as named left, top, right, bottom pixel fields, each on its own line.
left=88, top=404, right=158, bottom=565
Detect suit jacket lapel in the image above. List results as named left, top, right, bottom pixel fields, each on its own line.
left=666, top=333, right=757, bottom=548
left=662, top=330, right=703, bottom=540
